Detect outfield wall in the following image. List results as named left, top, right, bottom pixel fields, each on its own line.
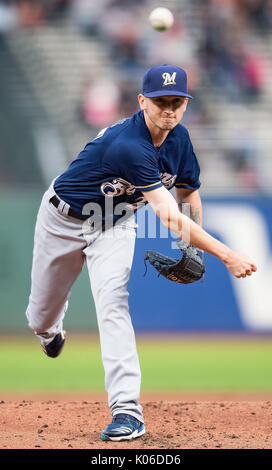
left=0, top=192, right=271, bottom=332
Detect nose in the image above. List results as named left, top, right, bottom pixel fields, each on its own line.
left=163, top=104, right=174, bottom=114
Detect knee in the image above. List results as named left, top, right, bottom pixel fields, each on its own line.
left=25, top=306, right=52, bottom=334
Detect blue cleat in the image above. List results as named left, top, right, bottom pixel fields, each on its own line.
left=41, top=331, right=66, bottom=358
left=101, top=413, right=145, bottom=441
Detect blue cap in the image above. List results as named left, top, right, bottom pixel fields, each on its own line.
left=142, top=64, right=192, bottom=99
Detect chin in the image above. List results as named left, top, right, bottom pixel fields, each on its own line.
left=161, top=123, right=176, bottom=130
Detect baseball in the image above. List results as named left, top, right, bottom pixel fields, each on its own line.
left=149, top=7, right=174, bottom=31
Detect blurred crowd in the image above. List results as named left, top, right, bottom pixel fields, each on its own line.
left=196, top=0, right=270, bottom=101
left=0, top=0, right=271, bottom=191
left=0, top=0, right=70, bottom=30
left=1, top=0, right=271, bottom=108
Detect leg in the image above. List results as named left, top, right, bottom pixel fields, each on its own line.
left=26, top=187, right=87, bottom=345
left=84, top=220, right=143, bottom=422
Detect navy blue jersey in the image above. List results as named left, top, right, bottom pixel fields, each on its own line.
left=54, top=110, right=200, bottom=220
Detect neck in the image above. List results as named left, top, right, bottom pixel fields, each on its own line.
left=143, top=111, right=170, bottom=148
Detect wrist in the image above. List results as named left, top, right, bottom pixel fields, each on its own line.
left=217, top=245, right=233, bottom=264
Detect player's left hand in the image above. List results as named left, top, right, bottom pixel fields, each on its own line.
left=144, top=240, right=205, bottom=284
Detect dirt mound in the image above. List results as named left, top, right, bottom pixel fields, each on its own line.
left=0, top=398, right=271, bottom=449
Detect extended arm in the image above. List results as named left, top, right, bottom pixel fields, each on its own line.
left=175, top=187, right=202, bottom=226
left=143, top=186, right=257, bottom=278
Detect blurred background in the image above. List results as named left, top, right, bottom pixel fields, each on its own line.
left=0, top=0, right=272, bottom=396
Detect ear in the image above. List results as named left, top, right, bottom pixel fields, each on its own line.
left=183, top=98, right=189, bottom=111
left=138, top=94, right=147, bottom=110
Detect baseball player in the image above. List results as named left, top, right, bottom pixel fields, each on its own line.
left=26, top=64, right=257, bottom=442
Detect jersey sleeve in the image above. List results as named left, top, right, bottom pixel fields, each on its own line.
left=114, top=141, right=163, bottom=192
left=175, top=135, right=201, bottom=190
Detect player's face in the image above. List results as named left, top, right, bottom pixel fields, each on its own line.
left=139, top=95, right=188, bottom=131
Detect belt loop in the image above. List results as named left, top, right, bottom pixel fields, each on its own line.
left=58, top=199, right=70, bottom=215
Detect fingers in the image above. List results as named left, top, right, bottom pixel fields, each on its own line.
left=225, top=252, right=257, bottom=278
left=235, top=266, right=257, bottom=278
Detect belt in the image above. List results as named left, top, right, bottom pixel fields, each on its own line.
left=49, top=195, right=87, bottom=221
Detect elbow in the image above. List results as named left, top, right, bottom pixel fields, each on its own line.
left=158, top=211, right=184, bottom=236
left=158, top=212, right=171, bottom=229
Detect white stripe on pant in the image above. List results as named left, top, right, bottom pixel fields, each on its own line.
left=25, top=182, right=144, bottom=422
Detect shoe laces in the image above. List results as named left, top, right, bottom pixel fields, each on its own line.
left=112, top=414, right=139, bottom=426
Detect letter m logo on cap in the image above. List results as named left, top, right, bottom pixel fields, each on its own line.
left=162, top=72, right=176, bottom=86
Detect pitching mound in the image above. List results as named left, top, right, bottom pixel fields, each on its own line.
left=0, top=396, right=271, bottom=449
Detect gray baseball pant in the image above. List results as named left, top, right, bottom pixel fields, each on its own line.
left=25, top=182, right=144, bottom=422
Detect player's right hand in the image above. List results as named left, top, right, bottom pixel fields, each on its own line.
left=223, top=251, right=257, bottom=278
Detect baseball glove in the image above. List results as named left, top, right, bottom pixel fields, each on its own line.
left=144, top=240, right=205, bottom=284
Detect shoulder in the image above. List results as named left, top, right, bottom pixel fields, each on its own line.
left=114, top=111, right=150, bottom=142
left=114, top=139, right=157, bottom=167
left=83, top=116, right=131, bottom=153
left=110, top=112, right=156, bottom=160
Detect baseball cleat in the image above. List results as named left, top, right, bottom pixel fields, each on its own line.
left=101, top=413, right=145, bottom=441
left=41, top=331, right=66, bottom=358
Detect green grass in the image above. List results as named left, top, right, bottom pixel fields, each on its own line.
left=139, top=337, right=272, bottom=392
left=0, top=335, right=272, bottom=393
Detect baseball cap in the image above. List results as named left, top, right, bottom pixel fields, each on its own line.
left=142, top=64, right=192, bottom=99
